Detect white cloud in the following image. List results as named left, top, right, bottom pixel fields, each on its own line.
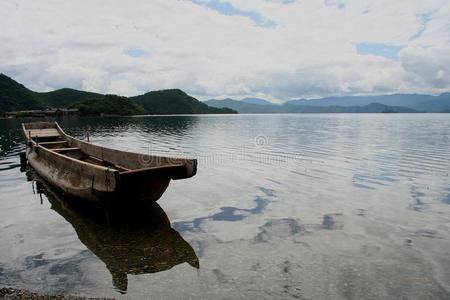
left=0, top=0, right=449, bottom=101
left=400, top=46, right=450, bottom=91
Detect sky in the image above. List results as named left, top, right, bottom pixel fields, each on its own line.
left=1, top=0, right=449, bottom=102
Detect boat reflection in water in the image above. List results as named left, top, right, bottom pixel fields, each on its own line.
left=26, top=170, right=200, bottom=293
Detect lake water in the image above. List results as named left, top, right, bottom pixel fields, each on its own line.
left=1, top=114, right=450, bottom=299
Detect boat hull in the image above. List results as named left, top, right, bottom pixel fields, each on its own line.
left=27, top=147, right=115, bottom=202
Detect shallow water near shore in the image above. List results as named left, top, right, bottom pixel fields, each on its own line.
left=1, top=114, right=450, bottom=299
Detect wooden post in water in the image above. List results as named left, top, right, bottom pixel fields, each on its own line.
left=19, top=152, right=27, bottom=172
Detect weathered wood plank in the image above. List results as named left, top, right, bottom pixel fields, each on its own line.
left=39, top=141, right=68, bottom=145
left=28, top=128, right=60, bottom=138
left=85, top=155, right=130, bottom=172
left=52, top=147, right=80, bottom=152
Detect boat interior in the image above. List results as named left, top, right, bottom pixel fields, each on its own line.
left=24, top=124, right=133, bottom=173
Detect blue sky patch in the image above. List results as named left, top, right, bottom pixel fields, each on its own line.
left=192, top=0, right=276, bottom=27
left=355, top=43, right=403, bottom=60
left=324, top=0, right=346, bottom=9
left=410, top=13, right=432, bottom=40
left=124, top=48, right=150, bottom=58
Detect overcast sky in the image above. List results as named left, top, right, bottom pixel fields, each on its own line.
left=1, top=0, right=449, bottom=102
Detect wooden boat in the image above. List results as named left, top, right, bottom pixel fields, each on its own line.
left=22, top=122, right=197, bottom=202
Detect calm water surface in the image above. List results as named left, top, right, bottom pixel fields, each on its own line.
left=1, top=114, right=450, bottom=299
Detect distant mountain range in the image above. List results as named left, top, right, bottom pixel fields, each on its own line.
left=206, top=93, right=450, bottom=113
left=240, top=97, right=276, bottom=106
left=0, top=74, right=236, bottom=115
left=3, top=72, right=449, bottom=115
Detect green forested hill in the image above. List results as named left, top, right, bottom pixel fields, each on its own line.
left=0, top=74, right=237, bottom=115
left=132, top=89, right=235, bottom=114
left=70, top=95, right=145, bottom=116
left=0, top=74, right=43, bottom=112
left=38, top=88, right=102, bottom=108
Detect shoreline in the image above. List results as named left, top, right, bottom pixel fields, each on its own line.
left=0, top=287, right=113, bottom=300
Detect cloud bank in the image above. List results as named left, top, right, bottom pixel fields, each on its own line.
left=1, top=0, right=449, bottom=102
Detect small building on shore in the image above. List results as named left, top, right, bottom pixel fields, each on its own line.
left=1, top=108, right=79, bottom=118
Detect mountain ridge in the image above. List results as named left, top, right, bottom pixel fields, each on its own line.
left=0, top=74, right=236, bottom=115
left=241, top=97, right=276, bottom=106
left=205, top=99, right=419, bottom=113
left=206, top=93, right=450, bottom=113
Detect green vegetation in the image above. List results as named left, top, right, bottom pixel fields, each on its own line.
left=132, top=89, right=235, bottom=114
left=15, top=111, right=33, bottom=118
left=71, top=95, right=146, bottom=116
left=38, top=88, right=102, bottom=108
left=0, top=73, right=237, bottom=115
left=0, top=74, right=43, bottom=112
